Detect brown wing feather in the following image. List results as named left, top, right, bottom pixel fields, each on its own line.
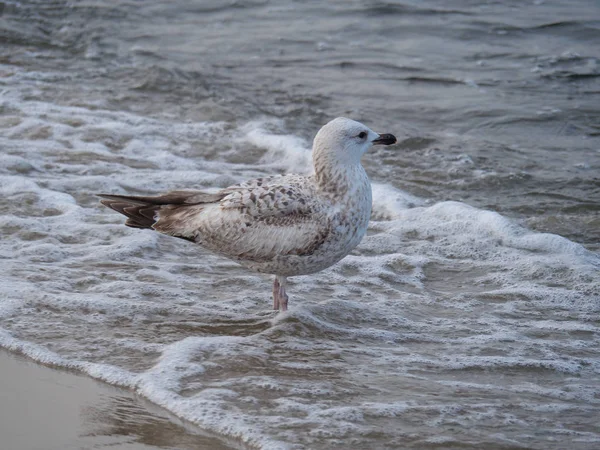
left=99, top=199, right=158, bottom=229
left=98, top=191, right=226, bottom=230
left=98, top=191, right=224, bottom=206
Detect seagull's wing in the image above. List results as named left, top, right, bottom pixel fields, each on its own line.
left=144, top=176, right=331, bottom=262
left=99, top=191, right=227, bottom=230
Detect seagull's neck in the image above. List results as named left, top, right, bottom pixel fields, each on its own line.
left=312, top=140, right=371, bottom=200
left=314, top=157, right=370, bottom=199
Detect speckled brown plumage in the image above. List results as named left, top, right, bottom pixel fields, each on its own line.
left=99, top=117, right=396, bottom=311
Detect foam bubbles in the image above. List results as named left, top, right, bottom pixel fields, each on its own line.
left=0, top=91, right=599, bottom=448
left=371, top=182, right=426, bottom=219
left=239, top=120, right=313, bottom=173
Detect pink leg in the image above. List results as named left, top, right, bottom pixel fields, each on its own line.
left=272, top=277, right=280, bottom=310
left=272, top=276, right=288, bottom=311
left=277, top=276, right=288, bottom=311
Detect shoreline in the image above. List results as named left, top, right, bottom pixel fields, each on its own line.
left=0, top=350, right=237, bottom=450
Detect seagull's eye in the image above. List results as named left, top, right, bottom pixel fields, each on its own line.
left=358, top=131, right=367, bottom=139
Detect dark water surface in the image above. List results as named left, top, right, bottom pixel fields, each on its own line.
left=1, top=1, right=599, bottom=449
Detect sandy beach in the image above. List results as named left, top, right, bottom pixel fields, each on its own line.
left=0, top=350, right=236, bottom=450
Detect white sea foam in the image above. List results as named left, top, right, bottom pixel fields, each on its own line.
left=240, top=120, right=313, bottom=173
left=1, top=92, right=599, bottom=448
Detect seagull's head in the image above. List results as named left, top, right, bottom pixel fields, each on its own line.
left=313, top=117, right=396, bottom=166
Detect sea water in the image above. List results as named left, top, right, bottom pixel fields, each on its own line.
left=1, top=1, right=599, bottom=449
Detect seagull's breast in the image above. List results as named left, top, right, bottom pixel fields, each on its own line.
left=157, top=167, right=373, bottom=277
left=270, top=166, right=373, bottom=276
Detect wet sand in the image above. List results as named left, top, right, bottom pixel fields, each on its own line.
left=0, top=350, right=237, bottom=450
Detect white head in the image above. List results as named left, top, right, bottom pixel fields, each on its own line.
left=312, top=117, right=396, bottom=168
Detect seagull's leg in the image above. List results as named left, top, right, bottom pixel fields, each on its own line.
left=277, top=276, right=289, bottom=311
left=272, top=277, right=280, bottom=310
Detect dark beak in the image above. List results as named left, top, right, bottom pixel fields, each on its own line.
left=372, top=133, right=397, bottom=145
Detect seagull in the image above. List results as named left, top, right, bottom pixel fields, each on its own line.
left=99, top=117, right=396, bottom=311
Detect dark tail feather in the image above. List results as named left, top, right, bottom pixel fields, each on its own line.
left=98, top=191, right=226, bottom=230
left=99, top=197, right=159, bottom=229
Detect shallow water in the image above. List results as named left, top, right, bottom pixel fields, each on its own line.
left=1, top=1, right=599, bottom=449
left=0, top=351, right=232, bottom=450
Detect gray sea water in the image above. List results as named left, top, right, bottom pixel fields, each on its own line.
left=1, top=1, right=599, bottom=449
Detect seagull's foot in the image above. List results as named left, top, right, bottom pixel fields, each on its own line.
left=278, top=285, right=288, bottom=312
left=272, top=277, right=280, bottom=310
left=272, top=275, right=288, bottom=312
